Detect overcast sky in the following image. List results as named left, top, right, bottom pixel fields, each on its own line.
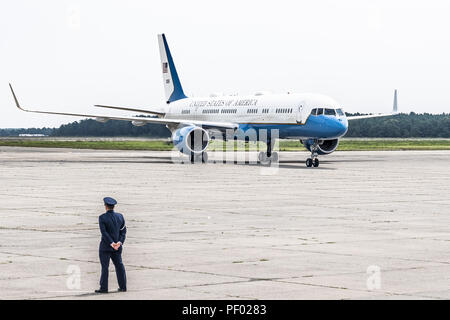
left=1, top=0, right=449, bottom=128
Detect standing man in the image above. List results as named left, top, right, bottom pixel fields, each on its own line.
left=95, top=197, right=127, bottom=293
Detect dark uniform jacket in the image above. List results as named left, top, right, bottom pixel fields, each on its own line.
left=99, top=210, right=127, bottom=252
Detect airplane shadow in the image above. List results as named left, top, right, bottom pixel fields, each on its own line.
left=204, top=159, right=336, bottom=170
left=4, top=158, right=335, bottom=169
left=3, top=155, right=378, bottom=169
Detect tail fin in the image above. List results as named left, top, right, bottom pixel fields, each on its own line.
left=158, top=34, right=187, bottom=103
left=393, top=89, right=398, bottom=113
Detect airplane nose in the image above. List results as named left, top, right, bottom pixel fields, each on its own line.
left=330, top=118, right=348, bottom=137
left=338, top=119, right=348, bottom=136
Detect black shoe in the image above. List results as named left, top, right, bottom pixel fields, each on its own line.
left=95, top=289, right=108, bottom=294
left=118, top=288, right=127, bottom=292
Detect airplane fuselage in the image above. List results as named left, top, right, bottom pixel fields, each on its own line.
left=164, top=92, right=349, bottom=140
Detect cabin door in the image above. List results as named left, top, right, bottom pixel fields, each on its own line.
left=296, top=105, right=304, bottom=123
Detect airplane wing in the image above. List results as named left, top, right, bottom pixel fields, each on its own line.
left=347, top=113, right=397, bottom=120
left=347, top=89, right=399, bottom=121
left=9, top=84, right=238, bottom=130
left=94, top=104, right=165, bottom=116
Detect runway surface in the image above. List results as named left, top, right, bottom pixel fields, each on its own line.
left=0, top=147, right=449, bottom=299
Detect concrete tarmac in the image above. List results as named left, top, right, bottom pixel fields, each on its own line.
left=0, top=147, right=449, bottom=299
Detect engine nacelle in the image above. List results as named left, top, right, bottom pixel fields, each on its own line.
left=172, top=126, right=210, bottom=155
left=302, top=139, right=339, bottom=155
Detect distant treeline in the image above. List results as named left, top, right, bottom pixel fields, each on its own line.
left=1, top=113, right=449, bottom=138
left=0, top=127, right=54, bottom=137
left=0, top=116, right=170, bottom=138
left=345, top=113, right=450, bottom=138
left=52, top=118, right=171, bottom=138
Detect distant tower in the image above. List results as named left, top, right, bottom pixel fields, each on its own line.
left=393, top=89, right=398, bottom=113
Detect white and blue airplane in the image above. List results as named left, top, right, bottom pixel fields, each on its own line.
left=9, top=34, right=398, bottom=167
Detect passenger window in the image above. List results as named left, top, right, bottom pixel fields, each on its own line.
left=317, top=108, right=324, bottom=115
left=325, top=108, right=336, bottom=116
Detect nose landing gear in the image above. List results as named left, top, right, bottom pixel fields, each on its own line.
left=306, top=139, right=320, bottom=168
left=306, top=157, right=319, bottom=167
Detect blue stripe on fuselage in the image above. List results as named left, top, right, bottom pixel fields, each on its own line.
left=237, top=115, right=348, bottom=139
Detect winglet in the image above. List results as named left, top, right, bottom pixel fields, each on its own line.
left=393, top=89, right=398, bottom=114
left=9, top=83, right=26, bottom=111
left=347, top=90, right=400, bottom=121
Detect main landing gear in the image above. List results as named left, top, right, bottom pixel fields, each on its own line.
left=306, top=139, right=320, bottom=168
left=190, top=151, right=208, bottom=163
left=258, top=139, right=278, bottom=165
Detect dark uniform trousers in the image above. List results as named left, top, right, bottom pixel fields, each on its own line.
left=99, top=247, right=126, bottom=291
left=98, top=210, right=127, bottom=291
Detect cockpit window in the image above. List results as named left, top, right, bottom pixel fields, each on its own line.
left=311, top=107, right=344, bottom=116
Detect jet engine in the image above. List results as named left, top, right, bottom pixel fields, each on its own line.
left=302, top=139, right=339, bottom=155
left=172, top=126, right=210, bottom=155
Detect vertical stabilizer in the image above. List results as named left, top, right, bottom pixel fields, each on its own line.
left=393, top=89, right=398, bottom=113
left=158, top=34, right=187, bottom=103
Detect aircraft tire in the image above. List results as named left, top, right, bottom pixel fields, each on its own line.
left=313, top=158, right=319, bottom=167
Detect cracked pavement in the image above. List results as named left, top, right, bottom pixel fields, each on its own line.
left=0, top=147, right=449, bottom=299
